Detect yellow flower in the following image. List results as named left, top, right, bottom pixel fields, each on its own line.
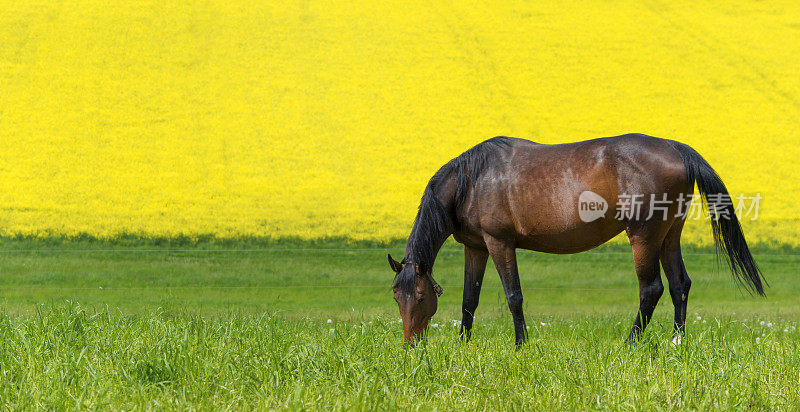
left=0, top=1, right=797, bottom=245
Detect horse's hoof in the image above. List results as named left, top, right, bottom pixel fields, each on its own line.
left=670, top=335, right=682, bottom=347
left=624, top=334, right=640, bottom=345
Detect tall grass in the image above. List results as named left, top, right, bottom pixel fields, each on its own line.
left=0, top=304, right=798, bottom=409
left=0, top=242, right=796, bottom=408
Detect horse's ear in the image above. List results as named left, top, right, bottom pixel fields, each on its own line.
left=388, top=254, right=402, bottom=273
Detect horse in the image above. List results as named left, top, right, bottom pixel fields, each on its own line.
left=388, top=134, right=764, bottom=345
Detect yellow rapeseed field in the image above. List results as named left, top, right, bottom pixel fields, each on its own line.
left=1, top=1, right=798, bottom=245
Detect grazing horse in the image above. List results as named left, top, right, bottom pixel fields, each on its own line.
left=388, top=134, right=764, bottom=345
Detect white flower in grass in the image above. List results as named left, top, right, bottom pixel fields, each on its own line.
left=329, top=328, right=334, bottom=333
left=540, top=322, right=547, bottom=326
left=756, top=337, right=760, bottom=344
left=327, top=319, right=332, bottom=324
left=760, top=321, right=765, bottom=325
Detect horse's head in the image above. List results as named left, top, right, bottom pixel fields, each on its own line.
left=388, top=254, right=441, bottom=343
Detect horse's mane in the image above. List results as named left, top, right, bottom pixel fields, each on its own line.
left=393, top=136, right=515, bottom=293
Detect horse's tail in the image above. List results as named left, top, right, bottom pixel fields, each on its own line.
left=672, top=142, right=766, bottom=296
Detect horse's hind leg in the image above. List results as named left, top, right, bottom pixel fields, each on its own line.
left=626, top=231, right=664, bottom=343
left=660, top=218, right=691, bottom=344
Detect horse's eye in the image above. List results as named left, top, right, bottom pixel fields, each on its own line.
left=417, top=295, right=425, bottom=303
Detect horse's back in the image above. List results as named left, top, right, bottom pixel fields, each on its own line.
left=457, top=134, right=688, bottom=253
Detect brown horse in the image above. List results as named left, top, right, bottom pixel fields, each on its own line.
left=388, top=134, right=764, bottom=345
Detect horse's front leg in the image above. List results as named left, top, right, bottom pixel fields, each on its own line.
left=485, top=237, right=528, bottom=346
left=460, top=246, right=488, bottom=342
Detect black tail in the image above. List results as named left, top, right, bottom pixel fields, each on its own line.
left=672, top=142, right=766, bottom=296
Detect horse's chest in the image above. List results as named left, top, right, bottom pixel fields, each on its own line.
left=452, top=229, right=486, bottom=249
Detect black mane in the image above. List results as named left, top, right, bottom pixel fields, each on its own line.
left=394, top=136, right=515, bottom=293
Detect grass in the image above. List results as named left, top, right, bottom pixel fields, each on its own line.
left=0, top=239, right=799, bottom=408
left=2, top=305, right=799, bottom=409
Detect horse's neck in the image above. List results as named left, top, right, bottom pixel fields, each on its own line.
left=405, top=229, right=449, bottom=259
left=404, top=182, right=455, bottom=269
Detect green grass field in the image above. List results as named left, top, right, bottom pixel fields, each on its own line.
left=0, top=239, right=798, bottom=408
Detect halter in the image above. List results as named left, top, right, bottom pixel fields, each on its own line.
left=400, top=256, right=443, bottom=297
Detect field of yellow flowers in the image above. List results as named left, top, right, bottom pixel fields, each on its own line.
left=1, top=1, right=798, bottom=245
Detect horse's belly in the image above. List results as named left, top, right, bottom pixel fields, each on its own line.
left=517, top=221, right=625, bottom=254
left=507, top=184, right=625, bottom=253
